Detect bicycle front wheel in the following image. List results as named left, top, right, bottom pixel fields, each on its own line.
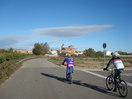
left=106, top=76, right=114, bottom=90
left=118, top=80, right=128, bottom=97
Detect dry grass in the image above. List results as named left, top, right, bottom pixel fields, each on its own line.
left=48, top=56, right=132, bottom=69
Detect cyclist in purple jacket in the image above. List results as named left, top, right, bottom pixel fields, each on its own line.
left=63, top=54, right=74, bottom=80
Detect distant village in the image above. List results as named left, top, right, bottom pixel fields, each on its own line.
left=0, top=44, right=124, bottom=56
left=49, top=44, right=83, bottom=56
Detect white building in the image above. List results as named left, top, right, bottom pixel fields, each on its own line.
left=74, top=51, right=84, bottom=56
left=105, top=50, right=120, bottom=56
left=114, top=51, right=120, bottom=56
left=49, top=49, right=58, bottom=56
left=105, top=50, right=111, bottom=56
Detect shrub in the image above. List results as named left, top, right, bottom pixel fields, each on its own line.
left=96, top=51, right=103, bottom=57
left=84, top=48, right=96, bottom=57
left=0, top=49, right=28, bottom=63
left=33, top=42, right=50, bottom=55
left=0, top=55, right=6, bottom=63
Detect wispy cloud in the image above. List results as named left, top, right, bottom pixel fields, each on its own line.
left=0, top=25, right=113, bottom=49
left=32, top=25, right=113, bottom=38
left=0, top=36, right=29, bottom=48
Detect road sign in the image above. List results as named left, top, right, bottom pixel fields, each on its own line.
left=103, top=43, right=106, bottom=49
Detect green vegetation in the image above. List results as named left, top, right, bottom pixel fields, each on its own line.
left=33, top=42, right=50, bottom=55
left=0, top=52, right=27, bottom=63
left=118, top=51, right=129, bottom=55
left=0, top=61, right=21, bottom=84
left=0, top=49, right=32, bottom=84
left=84, top=48, right=103, bottom=57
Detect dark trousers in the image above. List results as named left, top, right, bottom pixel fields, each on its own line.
left=66, top=66, right=74, bottom=79
left=114, top=69, right=121, bottom=89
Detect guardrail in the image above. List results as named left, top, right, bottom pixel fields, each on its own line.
left=15, top=57, right=36, bottom=64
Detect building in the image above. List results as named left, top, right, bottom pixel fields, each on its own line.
left=61, top=44, right=78, bottom=55
left=114, top=51, right=120, bottom=56
left=14, top=49, right=33, bottom=54
left=49, top=49, right=58, bottom=55
left=105, top=50, right=120, bottom=56
left=105, top=50, right=111, bottom=56
left=48, top=44, right=83, bottom=56
left=74, top=51, right=84, bottom=56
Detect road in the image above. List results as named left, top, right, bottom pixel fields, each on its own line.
left=0, top=58, right=132, bottom=99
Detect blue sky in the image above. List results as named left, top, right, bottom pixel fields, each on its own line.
left=0, top=0, right=132, bottom=52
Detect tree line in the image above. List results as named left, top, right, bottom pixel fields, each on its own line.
left=83, top=48, right=104, bottom=57
left=32, top=42, right=130, bottom=57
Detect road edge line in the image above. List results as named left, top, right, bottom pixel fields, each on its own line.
left=81, top=70, right=132, bottom=87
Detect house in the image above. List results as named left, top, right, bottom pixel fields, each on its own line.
left=50, top=49, right=58, bottom=55
left=114, top=51, right=120, bottom=56
left=74, top=51, right=84, bottom=56
left=61, top=44, right=78, bottom=55
left=14, top=49, right=33, bottom=54
left=105, top=50, right=120, bottom=56
left=105, top=50, right=111, bottom=56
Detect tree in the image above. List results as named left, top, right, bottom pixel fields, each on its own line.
left=9, top=48, right=13, bottom=53
left=96, top=51, right=103, bottom=57
left=84, top=48, right=96, bottom=57
left=41, top=42, right=49, bottom=54
left=33, top=42, right=50, bottom=55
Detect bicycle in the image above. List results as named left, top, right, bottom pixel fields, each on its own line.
left=62, top=62, right=73, bottom=84
left=104, top=69, right=128, bottom=97
left=67, top=67, right=73, bottom=84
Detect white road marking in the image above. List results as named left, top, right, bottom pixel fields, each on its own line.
left=81, top=70, right=132, bottom=87
left=122, top=73, right=132, bottom=76
left=81, top=70, right=106, bottom=79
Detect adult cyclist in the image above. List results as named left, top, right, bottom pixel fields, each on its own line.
left=62, top=54, right=74, bottom=80
left=104, top=52, right=124, bottom=92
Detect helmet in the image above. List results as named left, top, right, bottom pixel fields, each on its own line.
left=111, top=52, right=116, bottom=57
left=67, top=53, right=71, bottom=57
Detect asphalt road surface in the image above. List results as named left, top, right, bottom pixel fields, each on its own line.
left=0, top=58, right=132, bottom=99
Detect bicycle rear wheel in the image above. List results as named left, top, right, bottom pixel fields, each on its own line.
left=69, top=67, right=72, bottom=84
left=118, top=80, right=128, bottom=97
left=106, top=76, right=114, bottom=90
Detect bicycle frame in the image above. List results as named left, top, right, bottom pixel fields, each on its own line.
left=106, top=69, right=128, bottom=97
left=110, top=69, right=122, bottom=81
left=68, top=67, right=72, bottom=84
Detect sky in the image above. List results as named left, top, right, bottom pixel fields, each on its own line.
left=0, top=0, right=132, bottom=52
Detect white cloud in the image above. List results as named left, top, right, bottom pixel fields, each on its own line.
left=32, top=25, right=113, bottom=38
left=0, top=36, right=29, bottom=48
left=0, top=25, right=113, bottom=49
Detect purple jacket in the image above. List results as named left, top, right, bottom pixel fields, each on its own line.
left=63, top=57, right=74, bottom=67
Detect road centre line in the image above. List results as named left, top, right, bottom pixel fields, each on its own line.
left=81, top=70, right=132, bottom=87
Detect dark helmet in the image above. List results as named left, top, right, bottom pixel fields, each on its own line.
left=111, top=52, right=116, bottom=57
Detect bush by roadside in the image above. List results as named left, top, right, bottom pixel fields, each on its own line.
left=0, top=49, right=37, bottom=84
left=0, top=61, right=21, bottom=84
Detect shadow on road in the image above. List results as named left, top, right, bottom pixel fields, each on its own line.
left=41, top=72, right=120, bottom=97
